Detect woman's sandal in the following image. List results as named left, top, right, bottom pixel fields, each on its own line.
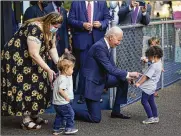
left=21, top=121, right=41, bottom=130
left=31, top=117, right=48, bottom=125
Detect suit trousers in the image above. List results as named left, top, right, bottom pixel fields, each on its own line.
left=74, top=75, right=128, bottom=123
left=73, top=45, right=92, bottom=95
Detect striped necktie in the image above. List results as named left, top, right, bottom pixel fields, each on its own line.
left=87, top=2, right=92, bottom=23
left=132, top=6, right=139, bottom=24
left=112, top=9, right=115, bottom=20
left=57, top=7, right=60, bottom=13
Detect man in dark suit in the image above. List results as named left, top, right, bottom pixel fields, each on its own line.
left=118, top=0, right=150, bottom=25
left=74, top=26, right=140, bottom=123
left=23, top=1, right=49, bottom=22
left=45, top=1, right=70, bottom=56
left=2, top=1, right=14, bottom=48
left=68, top=1, right=111, bottom=104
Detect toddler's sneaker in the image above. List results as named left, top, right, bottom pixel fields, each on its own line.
left=142, top=117, right=155, bottom=124
left=59, top=127, right=65, bottom=130
left=154, top=117, right=159, bottom=123
left=53, top=129, right=64, bottom=135
left=65, top=128, right=78, bottom=135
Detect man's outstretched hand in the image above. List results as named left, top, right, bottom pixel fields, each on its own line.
left=127, top=72, right=142, bottom=85
left=129, top=72, right=141, bottom=78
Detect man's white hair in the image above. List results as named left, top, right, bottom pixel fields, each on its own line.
left=105, top=26, right=123, bottom=38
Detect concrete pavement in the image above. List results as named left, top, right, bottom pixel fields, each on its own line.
left=1, top=80, right=181, bottom=136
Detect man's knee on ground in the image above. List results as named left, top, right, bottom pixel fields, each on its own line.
left=91, top=116, right=101, bottom=123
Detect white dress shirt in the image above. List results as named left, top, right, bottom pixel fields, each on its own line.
left=52, top=2, right=59, bottom=13
left=109, top=5, right=119, bottom=25
left=85, top=1, right=94, bottom=23
left=104, top=38, right=110, bottom=51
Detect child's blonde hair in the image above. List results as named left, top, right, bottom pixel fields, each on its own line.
left=57, top=53, right=75, bottom=73
left=60, top=53, right=76, bottom=64
left=155, top=38, right=160, bottom=45
left=148, top=37, right=160, bottom=46
left=57, top=59, right=74, bottom=73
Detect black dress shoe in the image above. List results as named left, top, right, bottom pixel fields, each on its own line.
left=111, top=112, right=131, bottom=119
left=77, top=99, right=85, bottom=104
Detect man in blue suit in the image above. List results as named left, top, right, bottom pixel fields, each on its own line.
left=45, top=1, right=70, bottom=56
left=118, top=0, right=150, bottom=25
left=68, top=1, right=111, bottom=104
left=74, top=26, right=140, bottom=123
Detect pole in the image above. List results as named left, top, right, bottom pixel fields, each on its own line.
left=109, top=1, right=118, bottom=109
left=161, top=23, right=165, bottom=89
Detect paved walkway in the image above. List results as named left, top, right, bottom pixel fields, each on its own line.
left=1, top=80, right=181, bottom=136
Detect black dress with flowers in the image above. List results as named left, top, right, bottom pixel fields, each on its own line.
left=1, top=23, right=52, bottom=116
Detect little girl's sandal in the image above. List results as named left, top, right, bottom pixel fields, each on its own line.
left=21, top=121, right=41, bottom=130
left=32, top=117, right=48, bottom=125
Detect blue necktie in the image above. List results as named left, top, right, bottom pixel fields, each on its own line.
left=109, top=48, right=112, bottom=54
left=109, top=48, right=112, bottom=59
left=112, top=9, right=115, bottom=20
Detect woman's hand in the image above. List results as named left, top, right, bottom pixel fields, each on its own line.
left=47, top=69, right=56, bottom=83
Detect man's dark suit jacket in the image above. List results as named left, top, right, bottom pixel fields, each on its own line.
left=45, top=3, right=69, bottom=56
left=82, top=38, right=127, bottom=101
left=23, top=4, right=48, bottom=22
left=118, top=4, right=150, bottom=25
left=68, top=1, right=111, bottom=50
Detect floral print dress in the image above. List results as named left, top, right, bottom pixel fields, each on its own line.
left=1, top=23, right=52, bottom=116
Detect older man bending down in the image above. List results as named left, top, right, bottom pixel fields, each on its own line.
left=74, top=26, right=139, bottom=123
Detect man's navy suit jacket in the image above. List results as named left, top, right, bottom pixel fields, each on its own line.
left=45, top=3, right=69, bottom=56
left=68, top=1, right=111, bottom=50
left=23, top=5, right=48, bottom=22
left=82, top=38, right=127, bottom=101
left=118, top=5, right=150, bottom=25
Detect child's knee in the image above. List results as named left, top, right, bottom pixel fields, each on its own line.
left=141, top=99, right=148, bottom=106
left=70, top=109, right=75, bottom=117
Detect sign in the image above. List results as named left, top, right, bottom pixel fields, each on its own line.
left=173, top=11, right=181, bottom=28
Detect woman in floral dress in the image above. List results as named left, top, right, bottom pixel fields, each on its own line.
left=1, top=12, right=62, bottom=130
